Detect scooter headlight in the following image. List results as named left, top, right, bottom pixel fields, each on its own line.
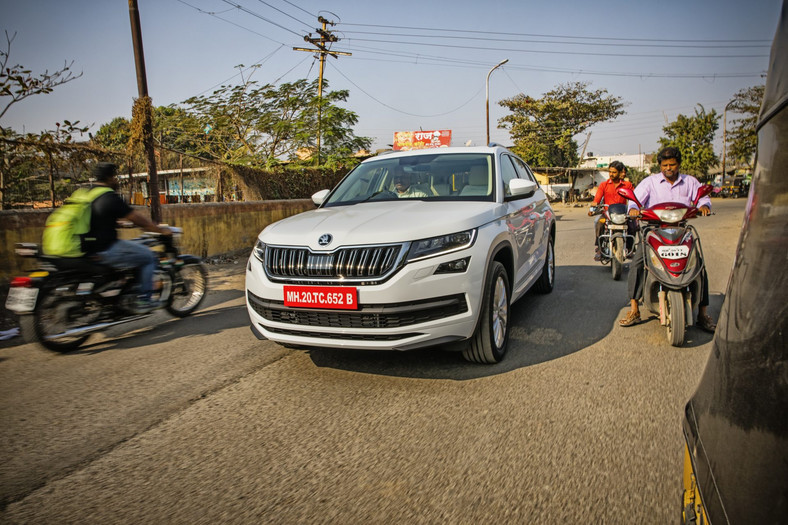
left=654, top=208, right=687, bottom=223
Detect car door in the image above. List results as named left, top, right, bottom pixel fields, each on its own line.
left=499, top=154, right=540, bottom=292
left=511, top=156, right=551, bottom=271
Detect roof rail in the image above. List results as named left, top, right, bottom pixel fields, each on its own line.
left=487, top=142, right=506, bottom=148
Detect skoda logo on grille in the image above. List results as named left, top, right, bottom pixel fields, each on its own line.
left=318, top=233, right=333, bottom=246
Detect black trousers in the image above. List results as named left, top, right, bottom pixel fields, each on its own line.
left=627, top=243, right=709, bottom=307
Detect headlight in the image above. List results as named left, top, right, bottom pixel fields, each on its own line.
left=407, top=229, right=476, bottom=262
left=654, top=208, right=687, bottom=223
left=253, top=239, right=266, bottom=262
left=609, top=212, right=628, bottom=224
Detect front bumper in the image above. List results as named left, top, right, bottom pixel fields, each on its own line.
left=245, top=248, right=485, bottom=351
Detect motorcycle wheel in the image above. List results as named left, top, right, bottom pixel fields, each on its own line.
left=611, top=236, right=624, bottom=280
left=666, top=290, right=686, bottom=347
left=166, top=262, right=208, bottom=317
left=31, top=287, right=91, bottom=352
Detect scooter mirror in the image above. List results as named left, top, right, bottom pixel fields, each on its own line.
left=693, top=184, right=714, bottom=206
left=616, top=187, right=642, bottom=208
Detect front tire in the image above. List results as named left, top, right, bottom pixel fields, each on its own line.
left=463, top=261, right=510, bottom=364
left=166, top=262, right=208, bottom=317
left=666, top=290, right=686, bottom=346
left=611, top=236, right=624, bottom=281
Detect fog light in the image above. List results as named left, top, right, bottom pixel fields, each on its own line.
left=435, top=257, right=470, bottom=274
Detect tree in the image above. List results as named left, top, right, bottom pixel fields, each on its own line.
left=498, top=81, right=625, bottom=167
left=180, top=76, right=370, bottom=165
left=726, top=84, right=764, bottom=169
left=657, top=105, right=719, bottom=178
left=0, top=31, right=82, bottom=124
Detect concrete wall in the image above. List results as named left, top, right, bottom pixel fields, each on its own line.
left=0, top=200, right=314, bottom=281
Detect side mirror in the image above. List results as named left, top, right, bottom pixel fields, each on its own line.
left=311, top=189, right=330, bottom=206
left=617, top=187, right=642, bottom=208
left=693, top=184, right=714, bottom=206
left=509, top=178, right=537, bottom=197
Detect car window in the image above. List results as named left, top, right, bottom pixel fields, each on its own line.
left=500, top=155, right=520, bottom=197
left=324, top=153, right=495, bottom=206
left=511, top=156, right=538, bottom=184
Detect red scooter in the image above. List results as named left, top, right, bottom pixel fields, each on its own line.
left=617, top=184, right=714, bottom=346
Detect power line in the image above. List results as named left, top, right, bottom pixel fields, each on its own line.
left=219, top=0, right=304, bottom=38
left=339, top=22, right=771, bottom=44
left=340, top=36, right=768, bottom=59
left=330, top=63, right=483, bottom=118
left=340, top=29, right=769, bottom=50
left=253, top=0, right=313, bottom=31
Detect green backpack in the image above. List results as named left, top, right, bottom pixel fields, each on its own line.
left=42, top=186, right=114, bottom=257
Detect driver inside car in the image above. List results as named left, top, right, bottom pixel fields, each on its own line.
left=392, top=167, right=428, bottom=198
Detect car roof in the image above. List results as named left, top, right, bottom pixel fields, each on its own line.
left=363, top=145, right=513, bottom=164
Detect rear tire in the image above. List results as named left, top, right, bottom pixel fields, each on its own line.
left=666, top=290, right=686, bottom=346
left=166, top=262, right=208, bottom=317
left=463, top=261, right=510, bottom=364
left=32, top=287, right=90, bottom=352
left=533, top=236, right=555, bottom=294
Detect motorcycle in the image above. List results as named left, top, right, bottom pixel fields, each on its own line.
left=617, top=185, right=714, bottom=346
left=589, top=202, right=636, bottom=280
left=4, top=226, right=207, bottom=352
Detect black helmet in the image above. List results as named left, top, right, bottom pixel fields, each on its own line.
left=93, top=162, right=118, bottom=182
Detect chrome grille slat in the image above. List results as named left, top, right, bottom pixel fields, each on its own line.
left=264, top=244, right=405, bottom=283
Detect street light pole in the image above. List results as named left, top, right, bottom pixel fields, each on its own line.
left=486, top=59, right=508, bottom=145
left=722, top=99, right=736, bottom=181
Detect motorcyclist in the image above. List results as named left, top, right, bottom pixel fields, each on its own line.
left=618, top=147, right=715, bottom=332
left=588, top=161, right=634, bottom=261
left=86, top=162, right=172, bottom=312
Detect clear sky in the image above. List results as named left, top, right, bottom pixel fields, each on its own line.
left=1, top=0, right=782, bottom=157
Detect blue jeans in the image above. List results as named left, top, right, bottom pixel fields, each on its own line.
left=96, top=239, right=157, bottom=299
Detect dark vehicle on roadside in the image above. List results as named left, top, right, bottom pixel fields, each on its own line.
left=681, top=5, right=788, bottom=523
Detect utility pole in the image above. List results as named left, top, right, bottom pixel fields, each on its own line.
left=128, top=0, right=161, bottom=222
left=294, top=16, right=351, bottom=166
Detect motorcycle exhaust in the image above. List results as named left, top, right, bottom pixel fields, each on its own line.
left=41, top=314, right=151, bottom=341
left=658, top=290, right=667, bottom=326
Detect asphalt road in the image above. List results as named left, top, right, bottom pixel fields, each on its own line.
left=0, top=198, right=748, bottom=524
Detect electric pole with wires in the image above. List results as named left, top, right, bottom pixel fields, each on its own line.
left=293, top=16, right=350, bottom=165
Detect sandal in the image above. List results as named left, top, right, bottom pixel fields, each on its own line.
left=696, top=314, right=717, bottom=333
left=619, top=310, right=641, bottom=327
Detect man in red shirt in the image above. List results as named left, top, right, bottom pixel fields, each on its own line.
left=588, top=161, right=634, bottom=261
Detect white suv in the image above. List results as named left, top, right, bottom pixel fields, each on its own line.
left=245, top=145, right=555, bottom=363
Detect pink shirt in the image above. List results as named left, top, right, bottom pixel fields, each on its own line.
left=630, top=172, right=711, bottom=212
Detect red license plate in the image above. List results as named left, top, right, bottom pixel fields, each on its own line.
left=283, top=286, right=358, bottom=310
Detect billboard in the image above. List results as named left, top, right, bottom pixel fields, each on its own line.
left=392, top=130, right=451, bottom=151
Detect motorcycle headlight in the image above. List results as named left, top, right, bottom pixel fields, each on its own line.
left=407, top=229, right=476, bottom=262
left=253, top=239, right=266, bottom=262
left=654, top=208, right=687, bottom=223
left=609, top=212, right=628, bottom=224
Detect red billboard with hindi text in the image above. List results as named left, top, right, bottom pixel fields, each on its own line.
left=392, top=130, right=451, bottom=151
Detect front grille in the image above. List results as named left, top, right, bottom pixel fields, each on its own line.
left=264, top=244, right=406, bottom=283
left=247, top=291, right=468, bottom=329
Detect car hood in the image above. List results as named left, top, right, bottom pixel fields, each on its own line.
left=259, top=200, right=502, bottom=250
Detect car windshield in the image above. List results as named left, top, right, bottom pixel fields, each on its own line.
left=323, top=153, right=495, bottom=206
